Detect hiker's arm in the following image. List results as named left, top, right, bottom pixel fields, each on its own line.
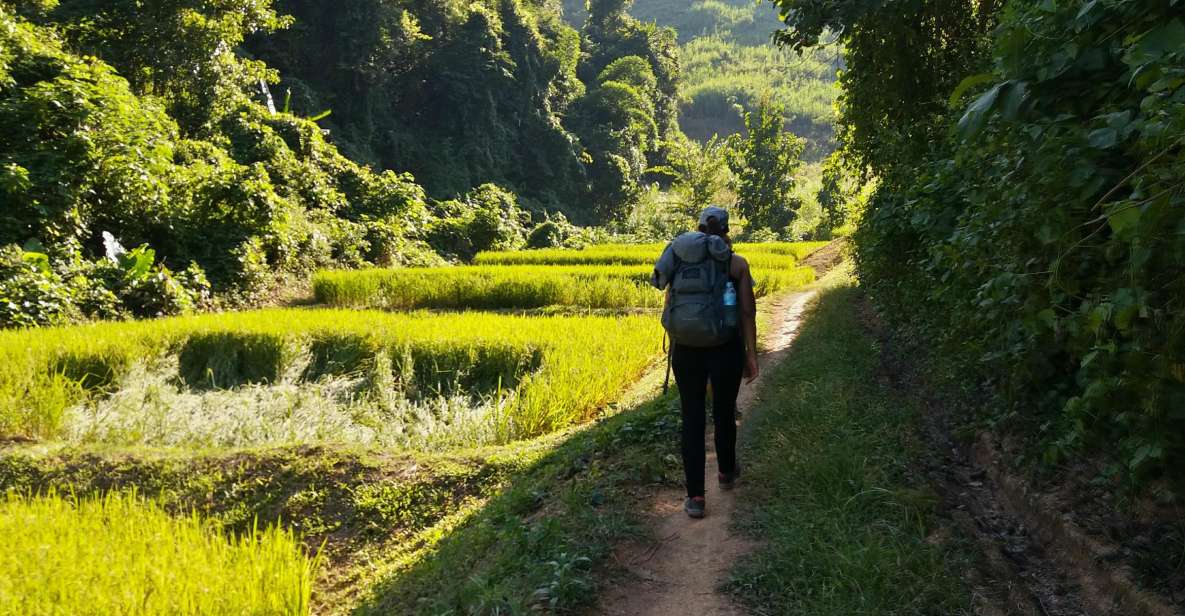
left=738, top=260, right=759, bottom=383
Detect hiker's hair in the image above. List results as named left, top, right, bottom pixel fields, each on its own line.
left=699, top=216, right=726, bottom=236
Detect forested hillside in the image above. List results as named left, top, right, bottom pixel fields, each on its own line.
left=0, top=0, right=709, bottom=326
left=563, top=0, right=839, bottom=158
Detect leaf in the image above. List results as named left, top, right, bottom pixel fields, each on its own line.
left=1088, top=127, right=1118, bottom=149
left=948, top=73, right=996, bottom=108
left=1129, top=19, right=1185, bottom=64
left=1129, top=443, right=1163, bottom=471
left=1107, top=205, right=1141, bottom=235
left=1000, top=80, right=1029, bottom=120
left=119, top=246, right=156, bottom=281
left=21, top=251, right=51, bottom=275
left=957, top=82, right=1004, bottom=138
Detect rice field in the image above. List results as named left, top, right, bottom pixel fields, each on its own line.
left=312, top=263, right=815, bottom=310
left=0, top=310, right=661, bottom=445
left=472, top=241, right=829, bottom=266
left=0, top=240, right=827, bottom=614
left=0, top=492, right=316, bottom=615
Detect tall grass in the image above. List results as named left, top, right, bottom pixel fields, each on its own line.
left=0, top=310, right=662, bottom=444
left=0, top=492, right=316, bottom=615
left=312, top=263, right=815, bottom=310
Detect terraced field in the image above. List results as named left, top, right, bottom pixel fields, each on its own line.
left=0, top=241, right=825, bottom=614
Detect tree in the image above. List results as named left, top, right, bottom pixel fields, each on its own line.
left=769, top=0, right=997, bottom=184
left=727, top=100, right=804, bottom=232
left=19, top=0, right=292, bottom=133
left=815, top=150, right=854, bottom=233
left=664, top=136, right=734, bottom=215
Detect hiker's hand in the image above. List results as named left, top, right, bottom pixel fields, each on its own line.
left=744, top=353, right=759, bottom=384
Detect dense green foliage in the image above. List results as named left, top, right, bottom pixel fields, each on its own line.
left=680, top=34, right=838, bottom=157
left=564, top=0, right=839, bottom=156
left=0, top=0, right=711, bottom=329
left=777, top=0, right=1185, bottom=485
left=242, top=0, right=682, bottom=222
left=727, top=99, right=806, bottom=230
left=0, top=492, right=316, bottom=615
left=0, top=4, right=441, bottom=325
left=245, top=0, right=589, bottom=206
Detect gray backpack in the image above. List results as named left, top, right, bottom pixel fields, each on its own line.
left=660, top=233, right=736, bottom=348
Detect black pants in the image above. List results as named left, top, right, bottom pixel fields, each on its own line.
left=672, top=336, right=743, bottom=498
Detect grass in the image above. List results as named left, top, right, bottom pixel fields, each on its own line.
left=312, top=263, right=815, bottom=310
left=344, top=366, right=686, bottom=615
left=472, top=241, right=828, bottom=266
left=0, top=371, right=686, bottom=614
left=728, top=268, right=970, bottom=614
left=0, top=491, right=316, bottom=615
left=0, top=309, right=662, bottom=445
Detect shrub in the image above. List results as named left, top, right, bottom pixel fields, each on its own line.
left=428, top=184, right=529, bottom=261
left=526, top=213, right=579, bottom=249
left=0, top=245, right=77, bottom=328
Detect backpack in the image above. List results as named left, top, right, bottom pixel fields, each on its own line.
left=661, top=233, right=736, bottom=348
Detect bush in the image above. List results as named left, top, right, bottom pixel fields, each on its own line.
left=526, top=213, right=579, bottom=249
left=0, top=240, right=211, bottom=329
left=427, top=184, right=529, bottom=261
left=849, top=0, right=1185, bottom=485
left=0, top=245, right=77, bottom=328
left=0, top=9, right=441, bottom=315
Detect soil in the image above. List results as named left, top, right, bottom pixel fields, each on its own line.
left=599, top=285, right=821, bottom=616
left=863, top=298, right=1184, bottom=616
left=799, top=238, right=845, bottom=274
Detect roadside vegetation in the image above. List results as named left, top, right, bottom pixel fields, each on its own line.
left=775, top=0, right=1185, bottom=488
left=731, top=270, right=970, bottom=614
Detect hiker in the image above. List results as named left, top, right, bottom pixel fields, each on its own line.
left=651, top=206, right=759, bottom=519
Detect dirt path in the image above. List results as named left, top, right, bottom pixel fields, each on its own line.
left=601, top=288, right=819, bottom=616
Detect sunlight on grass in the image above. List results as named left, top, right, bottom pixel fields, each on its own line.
left=0, top=492, right=317, bottom=615
left=731, top=270, right=970, bottom=615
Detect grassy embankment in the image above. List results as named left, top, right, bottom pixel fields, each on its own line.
left=729, top=268, right=971, bottom=614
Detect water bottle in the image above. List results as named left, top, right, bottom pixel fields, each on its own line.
left=723, top=281, right=738, bottom=328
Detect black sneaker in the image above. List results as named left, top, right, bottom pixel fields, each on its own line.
left=718, top=465, right=741, bottom=490
left=684, top=496, right=705, bottom=518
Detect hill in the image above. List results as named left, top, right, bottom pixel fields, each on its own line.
left=562, top=0, right=839, bottom=159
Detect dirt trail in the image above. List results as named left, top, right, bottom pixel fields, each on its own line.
left=601, top=288, right=819, bottom=616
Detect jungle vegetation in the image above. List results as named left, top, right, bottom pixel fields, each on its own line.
left=1, top=0, right=842, bottom=329
left=775, top=0, right=1185, bottom=487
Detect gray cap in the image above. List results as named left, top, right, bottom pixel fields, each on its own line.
left=698, top=206, right=730, bottom=232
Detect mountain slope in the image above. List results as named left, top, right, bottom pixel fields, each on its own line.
left=563, top=0, right=839, bottom=159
